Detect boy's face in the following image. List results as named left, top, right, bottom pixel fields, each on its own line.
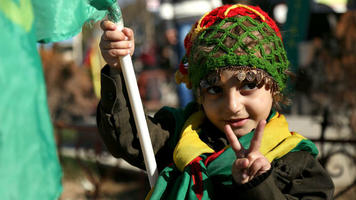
left=201, top=69, right=273, bottom=138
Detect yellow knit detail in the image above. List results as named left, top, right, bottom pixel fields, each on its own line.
left=224, top=4, right=266, bottom=21
left=196, top=11, right=210, bottom=30
left=189, top=11, right=210, bottom=42
left=175, top=70, right=192, bottom=89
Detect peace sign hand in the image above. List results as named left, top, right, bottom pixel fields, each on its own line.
left=224, top=120, right=271, bottom=184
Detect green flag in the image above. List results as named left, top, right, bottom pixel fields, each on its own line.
left=32, top=0, right=106, bottom=43
left=0, top=0, right=108, bottom=199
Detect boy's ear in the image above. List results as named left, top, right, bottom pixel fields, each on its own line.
left=194, top=87, right=202, bottom=105
left=197, top=94, right=203, bottom=105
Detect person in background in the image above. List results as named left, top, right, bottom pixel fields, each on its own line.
left=159, top=0, right=222, bottom=107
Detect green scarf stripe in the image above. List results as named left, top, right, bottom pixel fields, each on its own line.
left=291, top=139, right=319, bottom=157
left=150, top=162, right=207, bottom=199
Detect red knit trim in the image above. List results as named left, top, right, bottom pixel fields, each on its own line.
left=199, top=5, right=231, bottom=28
left=190, top=157, right=204, bottom=200
left=199, top=4, right=281, bottom=39
left=183, top=4, right=283, bottom=65
left=179, top=62, right=188, bottom=74
left=184, top=25, right=194, bottom=56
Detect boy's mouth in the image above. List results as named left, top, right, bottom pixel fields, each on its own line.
left=225, top=118, right=248, bottom=128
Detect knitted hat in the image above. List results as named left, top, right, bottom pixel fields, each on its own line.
left=175, top=4, right=289, bottom=91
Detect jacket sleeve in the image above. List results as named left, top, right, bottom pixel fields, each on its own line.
left=96, top=65, right=176, bottom=171
left=234, top=151, right=335, bottom=200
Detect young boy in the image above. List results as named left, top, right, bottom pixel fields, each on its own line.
left=97, top=4, right=334, bottom=199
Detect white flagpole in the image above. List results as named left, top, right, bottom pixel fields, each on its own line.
left=105, top=3, right=158, bottom=188
left=118, top=50, right=159, bottom=188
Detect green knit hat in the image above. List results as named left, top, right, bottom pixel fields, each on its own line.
left=175, top=4, right=289, bottom=91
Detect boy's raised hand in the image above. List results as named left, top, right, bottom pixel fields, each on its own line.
left=99, top=20, right=135, bottom=68
left=224, top=120, right=271, bottom=184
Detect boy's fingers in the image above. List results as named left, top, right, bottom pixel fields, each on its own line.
left=122, top=28, right=134, bottom=40
left=102, top=48, right=130, bottom=59
left=234, top=158, right=249, bottom=169
left=108, top=49, right=131, bottom=57
left=100, top=20, right=116, bottom=31
left=249, top=120, right=266, bottom=153
left=102, top=29, right=127, bottom=42
left=224, top=124, right=243, bottom=155
left=248, top=157, right=265, bottom=178
left=232, top=159, right=249, bottom=183
left=100, top=40, right=132, bottom=50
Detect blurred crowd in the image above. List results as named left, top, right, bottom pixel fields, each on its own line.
left=39, top=0, right=356, bottom=132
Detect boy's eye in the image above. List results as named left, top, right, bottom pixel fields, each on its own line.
left=241, top=82, right=257, bottom=91
left=206, top=86, right=223, bottom=95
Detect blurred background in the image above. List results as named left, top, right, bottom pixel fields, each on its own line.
left=34, top=0, right=356, bottom=199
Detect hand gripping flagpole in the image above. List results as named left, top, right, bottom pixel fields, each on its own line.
left=90, top=0, right=158, bottom=188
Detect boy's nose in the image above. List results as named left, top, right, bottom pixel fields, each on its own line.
left=225, top=90, right=242, bottom=115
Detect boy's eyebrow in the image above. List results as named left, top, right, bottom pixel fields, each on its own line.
left=200, top=71, right=221, bottom=88
left=200, top=80, right=211, bottom=88
left=199, top=78, right=221, bottom=88
left=199, top=66, right=272, bottom=89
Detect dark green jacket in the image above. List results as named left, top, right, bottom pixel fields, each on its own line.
left=97, top=65, right=334, bottom=199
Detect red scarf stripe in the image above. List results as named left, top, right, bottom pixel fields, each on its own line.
left=189, top=157, right=204, bottom=200
left=204, top=147, right=227, bottom=166
left=187, top=148, right=229, bottom=199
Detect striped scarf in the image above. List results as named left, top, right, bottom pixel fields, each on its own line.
left=146, top=108, right=318, bottom=199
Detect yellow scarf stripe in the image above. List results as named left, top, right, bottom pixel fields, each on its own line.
left=265, top=132, right=305, bottom=162
left=145, top=187, right=154, bottom=200
left=259, top=114, right=291, bottom=155
left=173, top=111, right=215, bottom=172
